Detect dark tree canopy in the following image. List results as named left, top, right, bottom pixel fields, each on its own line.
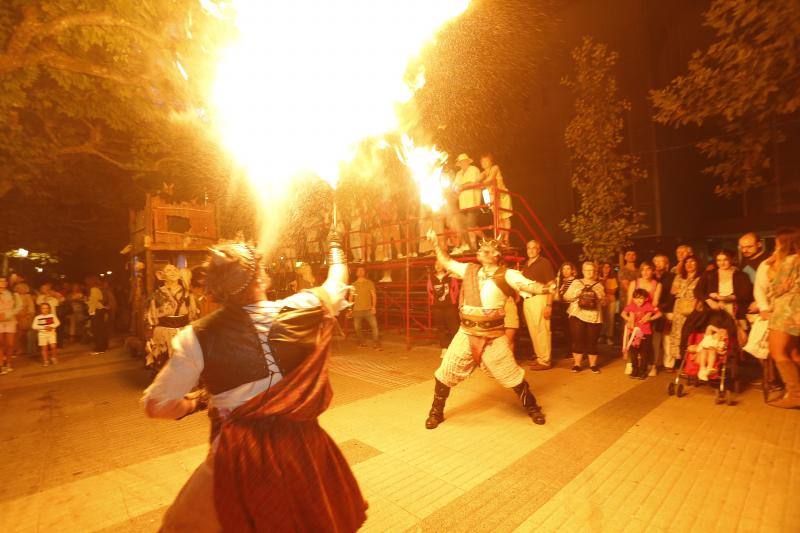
left=0, top=0, right=235, bottom=256
left=651, top=0, right=800, bottom=197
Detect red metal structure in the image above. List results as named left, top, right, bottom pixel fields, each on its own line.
left=338, top=184, right=566, bottom=349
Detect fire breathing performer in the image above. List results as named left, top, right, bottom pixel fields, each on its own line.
left=142, top=234, right=367, bottom=532
left=423, top=229, right=550, bottom=428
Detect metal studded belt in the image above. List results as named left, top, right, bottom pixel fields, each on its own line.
left=157, top=315, right=189, bottom=328
left=460, top=317, right=505, bottom=329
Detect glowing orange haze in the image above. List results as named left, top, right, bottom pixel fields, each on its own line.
left=205, top=0, right=469, bottom=249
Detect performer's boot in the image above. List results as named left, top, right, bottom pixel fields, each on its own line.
left=512, top=380, right=546, bottom=425
left=425, top=378, right=450, bottom=429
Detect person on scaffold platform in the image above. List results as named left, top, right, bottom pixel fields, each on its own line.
left=423, top=229, right=552, bottom=428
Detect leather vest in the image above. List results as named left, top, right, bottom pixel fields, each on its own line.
left=460, top=264, right=515, bottom=308
left=194, top=304, right=324, bottom=395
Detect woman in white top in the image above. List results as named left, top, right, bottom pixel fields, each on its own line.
left=479, top=154, right=513, bottom=243
left=626, top=261, right=662, bottom=307
left=563, top=262, right=605, bottom=374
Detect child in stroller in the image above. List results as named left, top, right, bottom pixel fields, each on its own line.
left=695, top=324, right=729, bottom=381
left=670, top=306, right=739, bottom=403
left=622, top=289, right=662, bottom=379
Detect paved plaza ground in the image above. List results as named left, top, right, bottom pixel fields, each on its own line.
left=0, top=336, right=798, bottom=532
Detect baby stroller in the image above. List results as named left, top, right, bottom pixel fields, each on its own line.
left=667, top=309, right=739, bottom=405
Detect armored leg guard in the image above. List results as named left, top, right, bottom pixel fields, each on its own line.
left=512, top=380, right=545, bottom=425
left=425, top=378, right=451, bottom=429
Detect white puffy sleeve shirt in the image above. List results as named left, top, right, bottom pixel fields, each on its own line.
left=142, top=284, right=348, bottom=412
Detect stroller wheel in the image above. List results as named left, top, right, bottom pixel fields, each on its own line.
left=676, top=384, right=685, bottom=398
left=715, top=390, right=727, bottom=405
left=667, top=382, right=675, bottom=396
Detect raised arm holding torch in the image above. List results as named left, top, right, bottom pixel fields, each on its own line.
left=423, top=228, right=550, bottom=429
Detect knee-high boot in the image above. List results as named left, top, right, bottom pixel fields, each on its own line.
left=425, top=378, right=451, bottom=429
left=771, top=360, right=800, bottom=409
left=512, top=380, right=546, bottom=425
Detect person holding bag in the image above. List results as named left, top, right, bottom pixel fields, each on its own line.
left=563, top=262, right=605, bottom=374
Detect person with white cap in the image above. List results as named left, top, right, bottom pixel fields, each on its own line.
left=453, top=153, right=483, bottom=253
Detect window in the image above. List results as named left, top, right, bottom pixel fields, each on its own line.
left=166, top=215, right=191, bottom=234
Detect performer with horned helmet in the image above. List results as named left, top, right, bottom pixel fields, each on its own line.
left=424, top=229, right=552, bottom=428
left=142, top=233, right=366, bottom=532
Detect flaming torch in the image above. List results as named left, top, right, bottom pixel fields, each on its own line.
left=205, top=0, right=471, bottom=255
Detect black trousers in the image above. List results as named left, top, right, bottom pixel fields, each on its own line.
left=432, top=305, right=460, bottom=349
left=630, top=334, right=654, bottom=373
left=91, top=309, right=109, bottom=351
left=568, top=316, right=602, bottom=355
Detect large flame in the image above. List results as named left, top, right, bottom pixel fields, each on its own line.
left=208, top=0, right=470, bottom=194
left=397, top=135, right=449, bottom=212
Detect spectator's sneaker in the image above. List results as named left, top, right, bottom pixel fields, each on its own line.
left=590, top=366, right=601, bottom=374
left=358, top=343, right=367, bottom=348
left=698, top=368, right=709, bottom=381
left=378, top=276, right=392, bottom=283
left=624, top=362, right=633, bottom=375
left=396, top=253, right=406, bottom=259
left=649, top=366, right=657, bottom=377
left=571, top=365, right=581, bottom=373
left=529, top=362, right=551, bottom=371
left=409, top=252, right=418, bottom=257
left=90, top=351, right=106, bottom=355
left=51, top=357, right=58, bottom=365
left=0, top=366, right=8, bottom=375
left=41, top=361, right=49, bottom=367
left=373, top=344, right=383, bottom=351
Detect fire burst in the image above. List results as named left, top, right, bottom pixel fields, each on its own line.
left=208, top=0, right=470, bottom=193
left=397, top=135, right=449, bottom=212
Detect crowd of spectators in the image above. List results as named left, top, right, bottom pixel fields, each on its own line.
left=274, top=153, right=515, bottom=276
left=340, top=225, right=799, bottom=408
left=0, top=274, right=120, bottom=373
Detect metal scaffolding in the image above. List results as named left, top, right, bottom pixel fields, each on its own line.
left=339, top=185, right=566, bottom=349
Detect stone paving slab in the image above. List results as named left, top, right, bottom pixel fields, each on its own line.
left=0, top=337, right=797, bottom=532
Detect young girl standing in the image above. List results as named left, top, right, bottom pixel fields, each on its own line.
left=33, top=303, right=60, bottom=366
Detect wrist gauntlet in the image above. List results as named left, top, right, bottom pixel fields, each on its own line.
left=176, top=390, right=209, bottom=420
left=327, top=231, right=345, bottom=265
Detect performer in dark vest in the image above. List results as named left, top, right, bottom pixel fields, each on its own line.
left=142, top=236, right=366, bottom=532
left=423, top=230, right=551, bottom=429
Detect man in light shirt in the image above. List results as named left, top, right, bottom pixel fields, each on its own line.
left=423, top=229, right=550, bottom=429
left=453, top=153, right=484, bottom=253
